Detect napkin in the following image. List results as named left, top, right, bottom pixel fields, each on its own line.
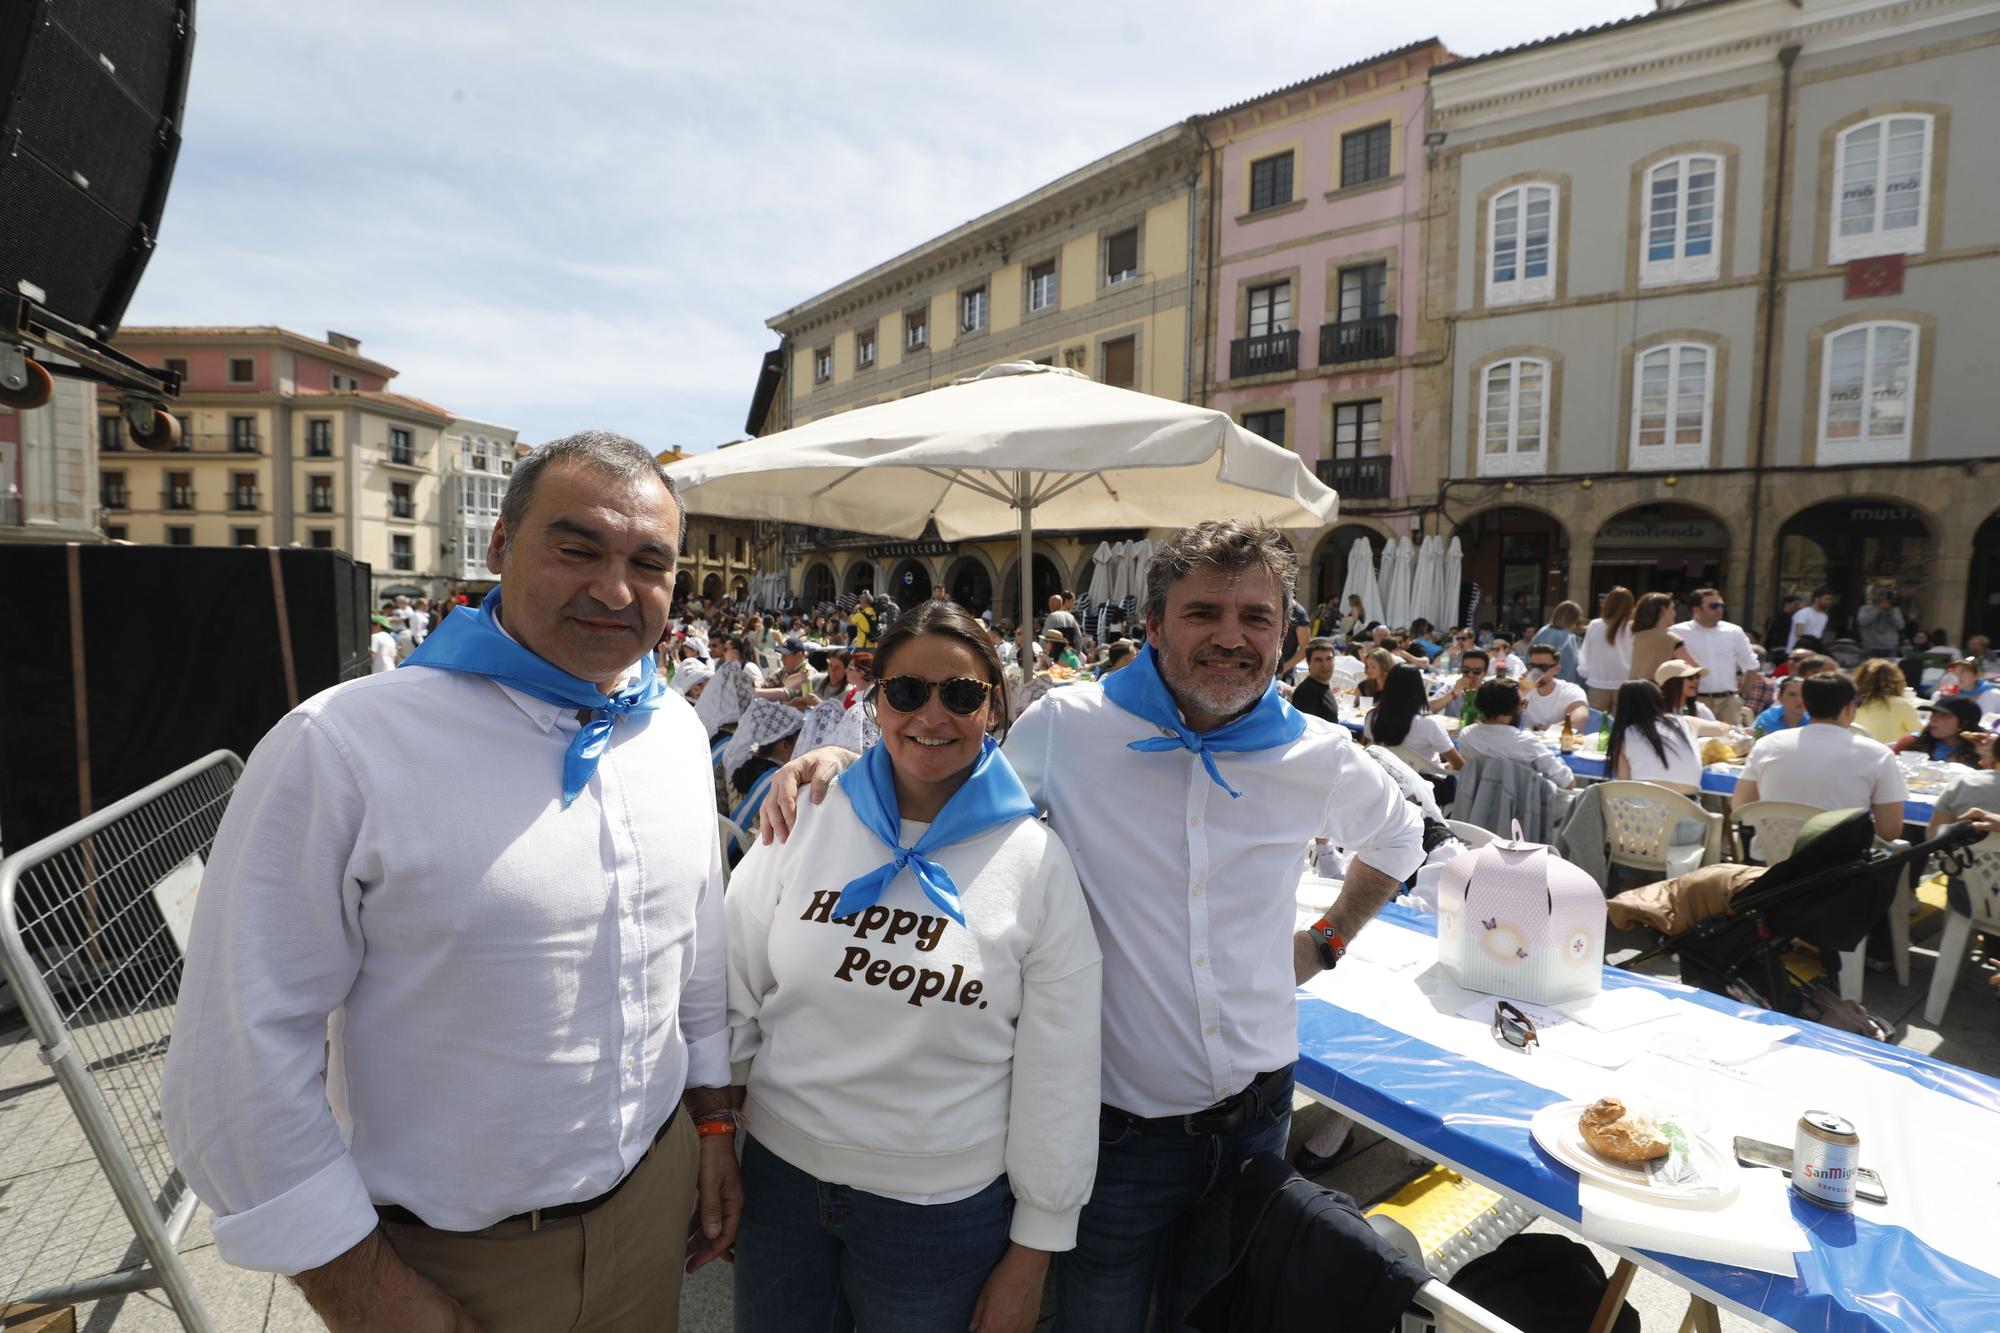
left=1579, top=1167, right=1808, bottom=1277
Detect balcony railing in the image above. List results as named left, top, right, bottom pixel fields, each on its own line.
left=1317, top=455, right=1391, bottom=499
left=1319, top=313, right=1398, bottom=365
left=390, top=497, right=413, bottom=518
left=164, top=487, right=196, bottom=510
left=309, top=494, right=334, bottom=513
left=231, top=488, right=261, bottom=511
left=1229, top=330, right=1299, bottom=379
left=100, top=486, right=128, bottom=509
left=229, top=431, right=262, bottom=453
left=390, top=443, right=415, bottom=465
left=391, top=551, right=415, bottom=571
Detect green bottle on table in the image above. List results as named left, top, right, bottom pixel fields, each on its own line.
left=1595, top=708, right=1611, bottom=753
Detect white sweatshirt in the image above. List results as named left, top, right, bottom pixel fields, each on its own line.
left=725, top=786, right=1102, bottom=1250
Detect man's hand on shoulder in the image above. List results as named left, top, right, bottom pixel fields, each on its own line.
left=759, top=746, right=861, bottom=843
left=293, top=1229, right=481, bottom=1333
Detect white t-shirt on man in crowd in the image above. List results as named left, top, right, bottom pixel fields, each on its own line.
left=1739, top=723, right=1907, bottom=812
left=1788, top=604, right=1829, bottom=650
left=1521, top=679, right=1589, bottom=731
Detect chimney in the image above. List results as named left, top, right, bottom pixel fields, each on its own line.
left=325, top=330, right=361, bottom=352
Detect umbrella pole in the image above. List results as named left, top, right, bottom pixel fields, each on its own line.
left=1017, top=471, right=1035, bottom=670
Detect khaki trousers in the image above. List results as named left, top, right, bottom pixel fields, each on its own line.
left=382, top=1111, right=701, bottom=1333
left=1699, top=692, right=1745, bottom=727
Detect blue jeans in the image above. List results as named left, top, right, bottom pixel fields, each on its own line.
left=733, top=1132, right=1012, bottom=1333
left=1053, top=1067, right=1295, bottom=1333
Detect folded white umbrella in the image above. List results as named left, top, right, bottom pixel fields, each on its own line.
left=1339, top=536, right=1374, bottom=627
left=667, top=365, right=1338, bottom=661
left=1123, top=538, right=1154, bottom=613
left=1383, top=536, right=1416, bottom=631
left=1443, top=536, right=1464, bottom=631
left=1412, top=535, right=1444, bottom=629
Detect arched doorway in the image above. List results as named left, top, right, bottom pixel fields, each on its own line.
left=888, top=558, right=933, bottom=602
left=1589, top=503, right=1728, bottom=614
left=673, top=570, right=693, bottom=609
left=700, top=572, right=723, bottom=602
left=1310, top=524, right=1384, bottom=619
left=999, top=554, right=1064, bottom=625
left=1777, top=499, right=1932, bottom=639
left=1967, top=508, right=2000, bottom=644
left=1453, top=506, right=1568, bottom=636
left=843, top=560, right=876, bottom=597
left=801, top=561, right=836, bottom=608
left=944, top=556, right=994, bottom=613
left=731, top=576, right=748, bottom=602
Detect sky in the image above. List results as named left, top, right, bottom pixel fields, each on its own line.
left=126, top=1, right=1652, bottom=451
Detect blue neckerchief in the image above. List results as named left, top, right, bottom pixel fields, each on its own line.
left=1099, top=643, right=1306, bottom=798
left=403, top=589, right=668, bottom=808
left=831, top=736, right=1035, bottom=927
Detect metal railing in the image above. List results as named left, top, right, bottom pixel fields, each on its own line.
left=1319, top=313, right=1398, bottom=365
left=164, top=487, right=195, bottom=510
left=389, top=497, right=413, bottom=518
left=0, top=750, right=241, bottom=1330
left=1229, top=329, right=1299, bottom=378
left=1318, top=454, right=1391, bottom=499
left=389, top=443, right=414, bottom=465
left=230, top=488, right=260, bottom=511
left=101, top=486, right=129, bottom=509
left=227, top=432, right=261, bottom=454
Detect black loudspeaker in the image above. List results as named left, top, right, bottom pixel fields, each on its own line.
left=0, top=542, right=371, bottom=852
left=0, top=0, right=195, bottom=340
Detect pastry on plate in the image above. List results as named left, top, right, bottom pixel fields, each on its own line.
left=1578, top=1097, right=1670, bottom=1163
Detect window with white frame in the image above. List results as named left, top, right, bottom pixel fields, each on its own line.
left=1832, top=115, right=1932, bottom=262
left=1487, top=182, right=1557, bottom=305
left=1478, top=358, right=1550, bottom=476
left=855, top=327, right=876, bottom=368
left=1643, top=154, right=1721, bottom=285
left=960, top=285, right=988, bottom=333
left=814, top=347, right=832, bottom=383
left=1027, top=260, right=1057, bottom=312
left=1332, top=400, right=1383, bottom=458
left=1247, top=282, right=1291, bottom=337
left=1631, top=343, right=1712, bottom=469
left=905, top=307, right=928, bottom=349
left=1820, top=321, right=1917, bottom=463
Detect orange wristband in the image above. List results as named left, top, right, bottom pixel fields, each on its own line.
left=695, top=1119, right=737, bottom=1137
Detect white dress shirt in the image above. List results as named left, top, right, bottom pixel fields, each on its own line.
left=1004, top=685, right=1424, bottom=1117
left=161, top=665, right=728, bottom=1275
left=1673, top=619, right=1759, bottom=691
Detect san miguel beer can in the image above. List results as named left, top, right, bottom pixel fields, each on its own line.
left=1793, top=1111, right=1860, bottom=1209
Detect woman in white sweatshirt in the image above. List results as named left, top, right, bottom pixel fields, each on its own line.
left=1579, top=585, right=1636, bottom=711
left=727, top=600, right=1102, bottom=1333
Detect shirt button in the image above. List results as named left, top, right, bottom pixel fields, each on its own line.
left=1206, top=1025, right=1219, bottom=1036
left=620, top=977, right=634, bottom=995
left=622, top=1055, right=635, bottom=1071
left=1191, top=884, right=1204, bottom=897
left=1194, top=954, right=1207, bottom=967
left=1190, top=816, right=1201, bottom=827
left=538, top=714, right=552, bottom=726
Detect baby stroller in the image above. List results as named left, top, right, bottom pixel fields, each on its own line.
left=1608, top=810, right=1983, bottom=1033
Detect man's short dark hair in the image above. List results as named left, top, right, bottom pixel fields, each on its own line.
left=1801, top=671, right=1856, bottom=720
left=1474, top=679, right=1521, bottom=720
left=501, top=429, right=684, bottom=554
left=1144, top=519, right=1298, bottom=621
left=1306, top=637, right=1338, bottom=657
left=1460, top=648, right=1490, bottom=670
left=1527, top=642, right=1559, bottom=662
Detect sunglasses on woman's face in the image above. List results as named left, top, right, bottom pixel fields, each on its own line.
left=877, top=675, right=994, bottom=716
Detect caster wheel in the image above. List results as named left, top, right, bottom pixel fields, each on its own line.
left=129, top=407, right=182, bottom=452
left=0, top=356, right=53, bottom=410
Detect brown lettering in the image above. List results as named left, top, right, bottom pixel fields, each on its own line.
left=883, top=909, right=920, bottom=946
left=833, top=946, right=869, bottom=981
left=910, top=969, right=947, bottom=1007
left=959, top=980, right=984, bottom=1007
left=801, top=890, right=842, bottom=924
left=915, top=916, right=947, bottom=953
left=864, top=958, right=892, bottom=985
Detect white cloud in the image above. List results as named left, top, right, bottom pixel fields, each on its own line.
left=125, top=0, right=1648, bottom=450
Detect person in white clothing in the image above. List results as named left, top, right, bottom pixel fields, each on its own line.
left=1453, top=681, right=1576, bottom=789
left=1734, top=672, right=1909, bottom=841
left=728, top=601, right=1100, bottom=1333
left=161, top=432, right=739, bottom=1333
left=1367, top=664, right=1463, bottom=772
left=1788, top=588, right=1834, bottom=650
left=1488, top=636, right=1526, bottom=678
left=1580, top=586, right=1636, bottom=710
left=368, top=617, right=399, bottom=674
left=409, top=597, right=432, bottom=644
left=1670, top=588, right=1761, bottom=726
left=762, top=520, right=1425, bottom=1332
left=1518, top=641, right=1589, bottom=731
left=1606, top=679, right=1704, bottom=793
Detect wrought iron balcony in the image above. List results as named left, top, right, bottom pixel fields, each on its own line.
left=229, top=431, right=262, bottom=453
left=390, top=496, right=413, bottom=518
left=231, top=487, right=260, bottom=511
left=309, top=493, right=334, bottom=513
left=390, top=441, right=415, bottom=465
left=1316, top=455, right=1390, bottom=499
left=1319, top=313, right=1398, bottom=365
left=391, top=550, right=415, bottom=571
left=1229, top=329, right=1299, bottom=379
left=100, top=486, right=128, bottom=509
left=164, top=486, right=196, bottom=510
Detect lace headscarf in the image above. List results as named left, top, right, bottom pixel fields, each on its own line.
left=722, top=699, right=804, bottom=777
left=670, top=659, right=714, bottom=696
left=694, top=659, right=755, bottom=738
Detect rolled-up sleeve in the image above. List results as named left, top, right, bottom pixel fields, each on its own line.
left=1320, top=747, right=1425, bottom=885
left=160, top=710, right=378, bottom=1275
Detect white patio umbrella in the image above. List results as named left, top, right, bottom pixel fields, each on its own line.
left=1411, top=535, right=1444, bottom=629
left=1339, top=535, right=1380, bottom=627
left=1383, top=535, right=1416, bottom=631
left=1443, top=536, right=1465, bottom=630
left=667, top=365, right=1339, bottom=663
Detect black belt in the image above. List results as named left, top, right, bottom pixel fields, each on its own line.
left=376, top=1107, right=678, bottom=1232
left=1696, top=689, right=1739, bottom=697
left=1103, top=1067, right=1292, bottom=1137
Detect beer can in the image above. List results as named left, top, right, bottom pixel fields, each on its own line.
left=1793, top=1111, right=1860, bottom=1210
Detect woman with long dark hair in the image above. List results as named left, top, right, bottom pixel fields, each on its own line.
left=1365, top=664, right=1462, bottom=773
left=1607, top=679, right=1701, bottom=793
left=1627, top=591, right=1693, bottom=686
left=1581, top=587, right=1637, bottom=711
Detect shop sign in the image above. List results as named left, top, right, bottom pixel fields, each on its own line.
left=1846, top=504, right=1917, bottom=524
left=1595, top=518, right=1728, bottom=549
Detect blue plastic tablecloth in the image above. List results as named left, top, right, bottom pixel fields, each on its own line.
left=1560, top=750, right=1936, bottom=826
left=1295, top=901, right=2000, bottom=1332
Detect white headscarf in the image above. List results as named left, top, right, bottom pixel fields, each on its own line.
left=794, top=696, right=851, bottom=755
left=694, top=659, right=755, bottom=738
left=670, top=659, right=714, bottom=696
left=722, top=699, right=805, bottom=778
left=829, top=698, right=881, bottom=754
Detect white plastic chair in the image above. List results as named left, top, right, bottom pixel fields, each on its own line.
left=1923, top=833, right=2000, bottom=1025
left=718, top=814, right=749, bottom=878
left=1731, top=800, right=1823, bottom=864
left=1445, top=819, right=1499, bottom=850
left=1598, top=780, right=1725, bottom=881
left=1406, top=1280, right=1532, bottom=1333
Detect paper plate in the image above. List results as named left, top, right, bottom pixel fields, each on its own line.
left=1531, top=1101, right=1740, bottom=1202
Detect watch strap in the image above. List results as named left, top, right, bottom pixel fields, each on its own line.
left=1308, top=916, right=1346, bottom=970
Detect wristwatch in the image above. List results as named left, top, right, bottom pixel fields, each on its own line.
left=1307, top=917, right=1346, bottom=971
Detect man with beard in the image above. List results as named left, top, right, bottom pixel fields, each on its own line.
left=762, top=520, right=1422, bottom=1331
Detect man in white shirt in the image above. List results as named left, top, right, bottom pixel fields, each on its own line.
left=162, top=432, right=740, bottom=1333
left=409, top=596, right=433, bottom=644
left=1672, top=587, right=1762, bottom=726
left=1519, top=641, right=1589, bottom=731
left=1735, top=671, right=1908, bottom=841
left=368, top=617, right=399, bottom=674
left=1454, top=681, right=1576, bottom=789
left=1788, top=587, right=1835, bottom=650
left=765, top=521, right=1424, bottom=1332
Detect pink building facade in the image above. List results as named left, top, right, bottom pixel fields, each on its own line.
left=1202, top=41, right=1449, bottom=604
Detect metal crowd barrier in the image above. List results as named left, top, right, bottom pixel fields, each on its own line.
left=0, top=750, right=240, bottom=1331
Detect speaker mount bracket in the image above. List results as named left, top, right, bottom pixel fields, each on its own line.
left=4, top=293, right=179, bottom=402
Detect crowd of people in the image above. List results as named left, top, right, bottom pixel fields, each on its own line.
left=152, top=427, right=1999, bottom=1333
